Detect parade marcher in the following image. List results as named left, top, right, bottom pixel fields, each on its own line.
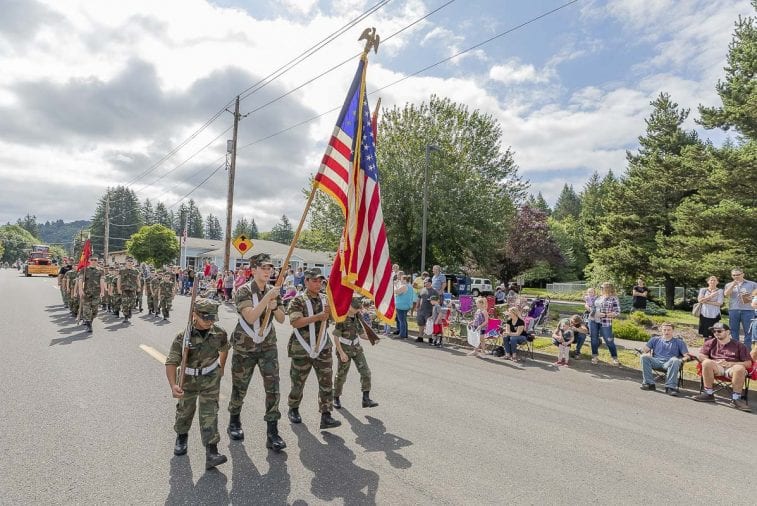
left=65, top=268, right=79, bottom=317
left=108, top=266, right=121, bottom=317
left=164, top=298, right=229, bottom=469
left=117, top=257, right=141, bottom=322
left=150, top=271, right=162, bottom=317
left=78, top=256, right=105, bottom=333
left=333, top=297, right=379, bottom=410
left=58, top=258, right=73, bottom=307
left=226, top=253, right=287, bottom=452
left=286, top=268, right=341, bottom=430
left=145, top=268, right=155, bottom=314
left=158, top=271, right=176, bottom=320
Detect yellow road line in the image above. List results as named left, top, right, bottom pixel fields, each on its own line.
left=139, top=344, right=227, bottom=400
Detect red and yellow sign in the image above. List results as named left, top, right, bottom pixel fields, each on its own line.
left=232, top=235, right=253, bottom=257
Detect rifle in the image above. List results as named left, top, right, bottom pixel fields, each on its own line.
left=359, top=318, right=380, bottom=346
left=177, top=280, right=199, bottom=388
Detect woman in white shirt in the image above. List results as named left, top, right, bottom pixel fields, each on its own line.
left=697, top=275, right=724, bottom=338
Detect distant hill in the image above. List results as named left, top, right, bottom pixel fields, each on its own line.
left=39, top=220, right=91, bottom=246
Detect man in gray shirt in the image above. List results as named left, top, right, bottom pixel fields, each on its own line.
left=431, top=265, right=446, bottom=293
left=724, top=268, right=757, bottom=348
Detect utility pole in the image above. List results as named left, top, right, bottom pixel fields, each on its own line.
left=421, top=145, right=439, bottom=275
left=223, top=96, right=241, bottom=272
left=104, top=189, right=110, bottom=266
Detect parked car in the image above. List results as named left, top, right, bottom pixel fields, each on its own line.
left=470, top=277, right=493, bottom=296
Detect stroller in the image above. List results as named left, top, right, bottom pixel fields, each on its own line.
left=524, top=297, right=550, bottom=336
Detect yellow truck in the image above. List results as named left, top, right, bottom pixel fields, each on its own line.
left=23, top=245, right=60, bottom=277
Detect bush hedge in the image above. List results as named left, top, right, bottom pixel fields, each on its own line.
left=612, top=320, right=650, bottom=342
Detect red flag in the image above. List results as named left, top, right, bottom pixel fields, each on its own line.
left=76, top=239, right=91, bottom=271
left=315, top=57, right=395, bottom=324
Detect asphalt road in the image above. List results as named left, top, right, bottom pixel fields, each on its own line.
left=0, top=268, right=754, bottom=505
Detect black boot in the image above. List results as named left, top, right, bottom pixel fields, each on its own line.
left=205, top=444, right=227, bottom=470
left=320, top=411, right=341, bottom=429
left=227, top=414, right=244, bottom=441
left=113, top=309, right=119, bottom=318
left=174, top=433, right=188, bottom=456
left=334, top=396, right=342, bottom=409
left=287, top=408, right=302, bottom=424
left=85, top=321, right=93, bottom=333
left=362, top=391, right=379, bottom=408
left=266, top=421, right=287, bottom=452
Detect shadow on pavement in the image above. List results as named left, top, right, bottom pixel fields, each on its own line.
left=227, top=439, right=290, bottom=505
left=165, top=455, right=229, bottom=506
left=49, top=331, right=92, bottom=346
left=294, top=424, right=379, bottom=505
left=340, top=409, right=413, bottom=469
left=45, top=305, right=68, bottom=313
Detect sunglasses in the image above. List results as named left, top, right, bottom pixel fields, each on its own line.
left=713, top=329, right=727, bottom=333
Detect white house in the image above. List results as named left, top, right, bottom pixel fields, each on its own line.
left=178, top=236, right=334, bottom=275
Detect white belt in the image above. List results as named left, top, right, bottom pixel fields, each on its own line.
left=237, top=289, right=272, bottom=344
left=184, top=360, right=219, bottom=377
left=339, top=337, right=359, bottom=346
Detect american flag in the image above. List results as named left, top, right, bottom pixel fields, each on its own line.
left=315, top=58, right=395, bottom=323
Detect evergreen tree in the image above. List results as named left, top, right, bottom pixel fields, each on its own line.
left=591, top=93, right=702, bottom=307
left=526, top=192, right=551, bottom=216
left=552, top=184, right=581, bottom=220
left=154, top=202, right=173, bottom=229
left=174, top=203, right=189, bottom=235
left=269, top=215, right=294, bottom=245
left=232, top=218, right=251, bottom=239
left=89, top=186, right=143, bottom=255
left=249, top=219, right=259, bottom=239
left=141, top=199, right=155, bottom=225
left=187, top=199, right=204, bottom=238
left=16, top=213, right=40, bottom=238
left=205, top=214, right=223, bottom=240
left=698, top=1, right=757, bottom=141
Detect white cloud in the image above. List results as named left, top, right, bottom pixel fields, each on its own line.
left=489, top=59, right=548, bottom=85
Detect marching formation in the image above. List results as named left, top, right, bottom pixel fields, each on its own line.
left=58, top=255, right=175, bottom=332
left=163, top=253, right=380, bottom=471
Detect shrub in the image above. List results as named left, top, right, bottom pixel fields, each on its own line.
left=618, top=295, right=667, bottom=315
left=629, top=311, right=652, bottom=326
left=612, top=320, right=650, bottom=342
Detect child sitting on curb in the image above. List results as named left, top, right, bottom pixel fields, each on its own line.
left=552, top=318, right=575, bottom=366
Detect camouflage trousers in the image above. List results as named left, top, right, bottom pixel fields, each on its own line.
left=102, top=292, right=110, bottom=308
left=228, top=346, right=281, bottom=421
left=80, top=295, right=100, bottom=321
left=159, top=296, right=173, bottom=317
left=146, top=290, right=153, bottom=312
left=174, top=369, right=221, bottom=445
left=69, top=293, right=79, bottom=315
left=60, top=285, right=69, bottom=306
left=152, top=294, right=160, bottom=313
left=334, top=344, right=372, bottom=397
left=111, top=294, right=121, bottom=312
left=120, top=290, right=136, bottom=316
left=288, top=339, right=334, bottom=413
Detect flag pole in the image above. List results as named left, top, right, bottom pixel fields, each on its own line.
left=257, top=183, right=318, bottom=335
left=313, top=28, right=379, bottom=350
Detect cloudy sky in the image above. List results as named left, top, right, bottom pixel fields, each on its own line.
left=0, top=0, right=751, bottom=230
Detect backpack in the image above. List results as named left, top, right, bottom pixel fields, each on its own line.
left=492, top=346, right=505, bottom=357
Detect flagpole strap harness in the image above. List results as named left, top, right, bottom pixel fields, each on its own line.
left=237, top=285, right=273, bottom=344
left=339, top=337, right=360, bottom=346
left=293, top=295, right=330, bottom=358
left=184, top=360, right=220, bottom=377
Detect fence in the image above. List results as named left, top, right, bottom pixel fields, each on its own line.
left=546, top=282, right=692, bottom=300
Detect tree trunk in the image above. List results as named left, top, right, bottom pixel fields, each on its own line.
left=664, top=275, right=675, bottom=309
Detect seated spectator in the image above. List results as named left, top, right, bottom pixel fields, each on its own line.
left=694, top=323, right=752, bottom=411
left=502, top=307, right=528, bottom=362
left=639, top=323, right=689, bottom=396
left=494, top=285, right=506, bottom=304
left=569, top=315, right=589, bottom=359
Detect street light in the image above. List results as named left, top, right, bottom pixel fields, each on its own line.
left=421, top=144, right=440, bottom=275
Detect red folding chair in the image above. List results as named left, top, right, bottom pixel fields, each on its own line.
left=696, top=361, right=757, bottom=402
left=482, top=318, right=502, bottom=353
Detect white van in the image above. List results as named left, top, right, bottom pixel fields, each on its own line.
left=470, top=278, right=493, bottom=296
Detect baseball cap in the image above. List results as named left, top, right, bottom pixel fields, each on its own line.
left=350, top=297, right=363, bottom=309
left=194, top=298, right=220, bottom=321
left=710, top=322, right=730, bottom=332
left=251, top=253, right=274, bottom=267
left=304, top=268, right=325, bottom=279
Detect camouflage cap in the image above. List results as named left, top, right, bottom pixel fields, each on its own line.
left=194, top=298, right=220, bottom=321
left=251, top=253, right=274, bottom=267
left=304, top=268, right=325, bottom=279
left=350, top=296, right=363, bottom=309
left=89, top=255, right=99, bottom=261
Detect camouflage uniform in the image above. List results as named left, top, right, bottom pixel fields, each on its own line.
left=65, top=269, right=79, bottom=315
left=80, top=265, right=103, bottom=322
left=145, top=272, right=154, bottom=313
left=165, top=307, right=229, bottom=446
left=159, top=275, right=175, bottom=318
left=110, top=269, right=122, bottom=314
left=150, top=276, right=161, bottom=315
left=102, top=272, right=112, bottom=310
left=228, top=280, right=284, bottom=421
left=119, top=265, right=140, bottom=318
left=287, top=292, right=335, bottom=413
left=333, top=314, right=372, bottom=397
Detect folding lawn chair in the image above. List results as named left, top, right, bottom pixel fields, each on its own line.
left=696, top=361, right=757, bottom=402
left=633, top=348, right=686, bottom=389
left=482, top=318, right=502, bottom=354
